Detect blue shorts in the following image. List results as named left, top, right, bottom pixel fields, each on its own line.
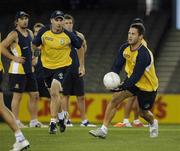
left=126, top=85, right=157, bottom=110
left=43, top=66, right=71, bottom=89
left=63, top=71, right=84, bottom=96
left=9, top=73, right=38, bottom=93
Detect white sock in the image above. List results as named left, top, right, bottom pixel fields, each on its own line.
left=50, top=118, right=56, bottom=123
left=16, top=120, right=21, bottom=124
left=101, top=125, right=108, bottom=134
left=133, top=119, right=140, bottom=124
left=82, top=119, right=88, bottom=124
left=58, top=112, right=64, bottom=120
left=15, top=130, right=25, bottom=142
left=58, top=111, right=68, bottom=120
left=123, top=118, right=129, bottom=124
left=30, top=119, right=38, bottom=124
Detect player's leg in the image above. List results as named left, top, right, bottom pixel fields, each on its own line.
left=77, top=95, right=96, bottom=127
left=11, top=92, right=26, bottom=128
left=9, top=74, right=27, bottom=128
left=57, top=68, right=74, bottom=132
left=26, top=73, right=47, bottom=127
left=89, top=90, right=133, bottom=138
left=0, top=93, right=30, bottom=150
left=61, top=95, right=73, bottom=126
left=28, top=91, right=47, bottom=128
left=77, top=95, right=86, bottom=121
left=132, top=97, right=144, bottom=127
left=114, top=96, right=134, bottom=127
left=49, top=79, right=62, bottom=134
left=137, top=91, right=158, bottom=137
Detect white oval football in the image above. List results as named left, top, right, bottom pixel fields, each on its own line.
left=103, top=72, right=121, bottom=89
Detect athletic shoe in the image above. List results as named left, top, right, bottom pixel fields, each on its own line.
left=80, top=121, right=96, bottom=127
left=66, top=119, right=73, bottom=127
left=49, top=122, right=57, bottom=134
left=16, top=121, right=28, bottom=129
left=58, top=119, right=66, bottom=133
left=89, top=128, right=106, bottom=139
left=113, top=122, right=132, bottom=128
left=149, top=119, right=158, bottom=138
left=10, top=139, right=30, bottom=151
left=132, top=122, right=144, bottom=128
left=29, top=121, right=48, bottom=128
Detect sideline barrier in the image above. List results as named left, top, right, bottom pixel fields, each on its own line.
left=18, top=93, right=180, bottom=124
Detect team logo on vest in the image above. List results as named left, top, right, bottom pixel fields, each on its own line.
left=45, top=37, right=53, bottom=41
left=123, top=53, right=130, bottom=59
left=58, top=73, right=63, bottom=80
left=60, top=39, right=65, bottom=45
left=14, top=84, right=19, bottom=89
left=144, top=103, right=150, bottom=109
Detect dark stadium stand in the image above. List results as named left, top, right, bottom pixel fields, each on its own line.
left=0, top=9, right=171, bottom=93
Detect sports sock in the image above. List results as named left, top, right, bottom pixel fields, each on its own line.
left=58, top=111, right=68, bottom=120
left=133, top=119, right=141, bottom=124
left=50, top=118, right=56, bottom=123
left=123, top=118, right=129, bottom=124
left=82, top=119, right=88, bottom=124
left=15, top=130, right=25, bottom=142
left=101, top=125, right=108, bottom=134
left=30, top=119, right=38, bottom=125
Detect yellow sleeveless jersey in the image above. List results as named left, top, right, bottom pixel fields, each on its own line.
left=0, top=51, right=4, bottom=71
left=124, top=45, right=158, bottom=91
left=9, top=29, right=33, bottom=74
left=9, top=44, right=25, bottom=74
left=32, top=26, right=82, bottom=69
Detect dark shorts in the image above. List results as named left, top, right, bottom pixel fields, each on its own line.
left=43, top=66, right=71, bottom=89
left=63, top=71, right=84, bottom=96
left=36, top=77, right=50, bottom=98
left=9, top=73, right=38, bottom=93
left=0, top=71, right=2, bottom=92
left=126, top=85, right=157, bottom=110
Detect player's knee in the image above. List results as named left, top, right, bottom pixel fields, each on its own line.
left=31, top=92, right=39, bottom=101
left=50, top=91, right=59, bottom=98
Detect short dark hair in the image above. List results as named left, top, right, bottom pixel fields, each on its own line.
left=130, top=23, right=145, bottom=36
left=64, top=14, right=75, bottom=24
left=33, top=22, right=44, bottom=30
left=131, top=18, right=144, bottom=24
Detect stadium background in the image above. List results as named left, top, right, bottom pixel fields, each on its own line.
left=0, top=0, right=180, bottom=124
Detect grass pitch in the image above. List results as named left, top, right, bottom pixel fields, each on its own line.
left=0, top=124, right=180, bottom=151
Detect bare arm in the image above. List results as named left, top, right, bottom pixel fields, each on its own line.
left=76, top=31, right=86, bottom=76
left=1, top=31, right=25, bottom=63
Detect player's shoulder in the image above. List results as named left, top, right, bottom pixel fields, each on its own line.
left=27, top=29, right=34, bottom=38
left=139, top=44, right=149, bottom=52
left=38, top=25, right=50, bottom=35
left=75, top=31, right=85, bottom=39
left=138, top=44, right=152, bottom=58
left=119, top=42, right=129, bottom=51
left=8, top=30, right=18, bottom=37
left=64, top=29, right=79, bottom=39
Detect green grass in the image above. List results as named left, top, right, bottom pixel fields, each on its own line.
left=0, top=124, right=180, bottom=151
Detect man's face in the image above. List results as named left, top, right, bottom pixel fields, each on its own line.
left=51, top=17, right=64, bottom=31
left=64, top=19, right=73, bottom=32
left=128, top=27, right=142, bottom=45
left=16, top=16, right=29, bottom=29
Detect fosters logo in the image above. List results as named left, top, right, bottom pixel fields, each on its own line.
left=60, top=38, right=65, bottom=45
